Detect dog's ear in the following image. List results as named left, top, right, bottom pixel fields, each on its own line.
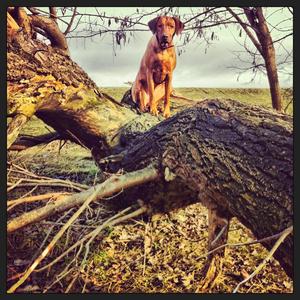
left=173, top=17, right=184, bottom=35
left=148, top=17, right=160, bottom=34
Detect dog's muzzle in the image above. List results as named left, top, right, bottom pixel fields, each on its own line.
left=160, top=36, right=169, bottom=49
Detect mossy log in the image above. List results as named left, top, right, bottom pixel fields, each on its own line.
left=7, top=31, right=293, bottom=278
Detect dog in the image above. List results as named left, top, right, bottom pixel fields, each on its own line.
left=131, top=16, right=184, bottom=118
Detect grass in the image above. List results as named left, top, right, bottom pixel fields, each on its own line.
left=7, top=87, right=293, bottom=293
left=100, top=87, right=293, bottom=115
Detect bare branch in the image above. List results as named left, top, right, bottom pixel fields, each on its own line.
left=9, top=132, right=62, bottom=151
left=26, top=7, right=39, bottom=15
left=34, top=206, right=145, bottom=273
left=7, top=192, right=71, bottom=211
left=30, top=14, right=69, bottom=54
left=7, top=196, right=147, bottom=293
left=226, top=7, right=263, bottom=56
left=64, top=7, right=77, bottom=35
left=49, top=7, right=57, bottom=24
left=7, top=164, right=159, bottom=233
left=7, top=114, right=29, bottom=149
left=272, top=32, right=293, bottom=44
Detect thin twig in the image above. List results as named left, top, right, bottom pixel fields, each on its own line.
left=30, top=208, right=75, bottom=264
left=7, top=179, right=23, bottom=192
left=7, top=182, right=85, bottom=192
left=211, top=223, right=228, bottom=247
left=8, top=174, right=121, bottom=292
left=190, top=226, right=293, bottom=272
left=8, top=200, right=147, bottom=293
left=34, top=206, right=144, bottom=273
left=7, top=164, right=158, bottom=233
left=233, top=225, right=293, bottom=293
left=284, top=98, right=293, bottom=113
left=8, top=176, right=88, bottom=191
left=41, top=221, right=97, bottom=229
left=7, top=192, right=70, bottom=210
left=142, top=222, right=151, bottom=276
left=64, top=7, right=77, bottom=35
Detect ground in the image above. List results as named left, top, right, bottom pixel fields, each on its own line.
left=7, top=87, right=293, bottom=293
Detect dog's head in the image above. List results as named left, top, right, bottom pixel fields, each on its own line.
left=148, top=16, right=184, bottom=49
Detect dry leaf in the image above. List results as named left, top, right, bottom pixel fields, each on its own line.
left=241, top=269, right=250, bottom=280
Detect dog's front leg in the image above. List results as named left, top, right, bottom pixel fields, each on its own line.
left=138, top=89, right=147, bottom=112
left=147, top=70, right=157, bottom=116
left=163, top=74, right=172, bottom=118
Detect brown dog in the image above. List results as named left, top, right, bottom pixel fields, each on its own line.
left=131, top=16, right=184, bottom=118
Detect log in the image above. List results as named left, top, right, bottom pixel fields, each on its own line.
left=106, top=99, right=293, bottom=278
left=9, top=132, right=62, bottom=150
left=7, top=28, right=293, bottom=278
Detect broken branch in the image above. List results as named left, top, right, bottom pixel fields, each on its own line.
left=7, top=114, right=29, bottom=149
left=7, top=164, right=159, bottom=233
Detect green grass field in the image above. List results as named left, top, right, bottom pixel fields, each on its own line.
left=100, top=87, right=293, bottom=114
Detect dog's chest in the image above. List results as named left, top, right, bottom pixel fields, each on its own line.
left=151, top=54, right=174, bottom=84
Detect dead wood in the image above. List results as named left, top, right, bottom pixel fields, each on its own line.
left=7, top=164, right=159, bottom=233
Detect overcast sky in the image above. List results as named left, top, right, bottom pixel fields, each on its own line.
left=63, top=7, right=293, bottom=88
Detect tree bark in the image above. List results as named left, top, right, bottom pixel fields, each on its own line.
left=255, top=8, right=282, bottom=111
left=7, top=29, right=293, bottom=278
left=7, top=114, right=29, bottom=149
left=105, top=99, right=293, bottom=278
left=242, top=7, right=282, bottom=111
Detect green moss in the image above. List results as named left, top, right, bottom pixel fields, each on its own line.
left=63, top=89, right=100, bottom=111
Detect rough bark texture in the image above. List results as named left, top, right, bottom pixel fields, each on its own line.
left=103, top=99, right=293, bottom=278
left=7, top=31, right=293, bottom=278
left=7, top=114, right=28, bottom=149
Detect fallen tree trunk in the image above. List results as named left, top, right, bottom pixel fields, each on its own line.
left=7, top=29, right=293, bottom=278
left=105, top=99, right=293, bottom=278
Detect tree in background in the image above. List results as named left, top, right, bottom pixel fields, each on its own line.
left=225, top=7, right=292, bottom=111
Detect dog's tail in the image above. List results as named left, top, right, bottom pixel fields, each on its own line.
left=170, top=89, right=195, bottom=102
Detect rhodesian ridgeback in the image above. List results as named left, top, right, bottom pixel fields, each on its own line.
left=131, top=16, right=184, bottom=118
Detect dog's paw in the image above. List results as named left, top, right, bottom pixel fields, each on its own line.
left=150, top=106, right=158, bottom=116
left=163, top=107, right=170, bottom=118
